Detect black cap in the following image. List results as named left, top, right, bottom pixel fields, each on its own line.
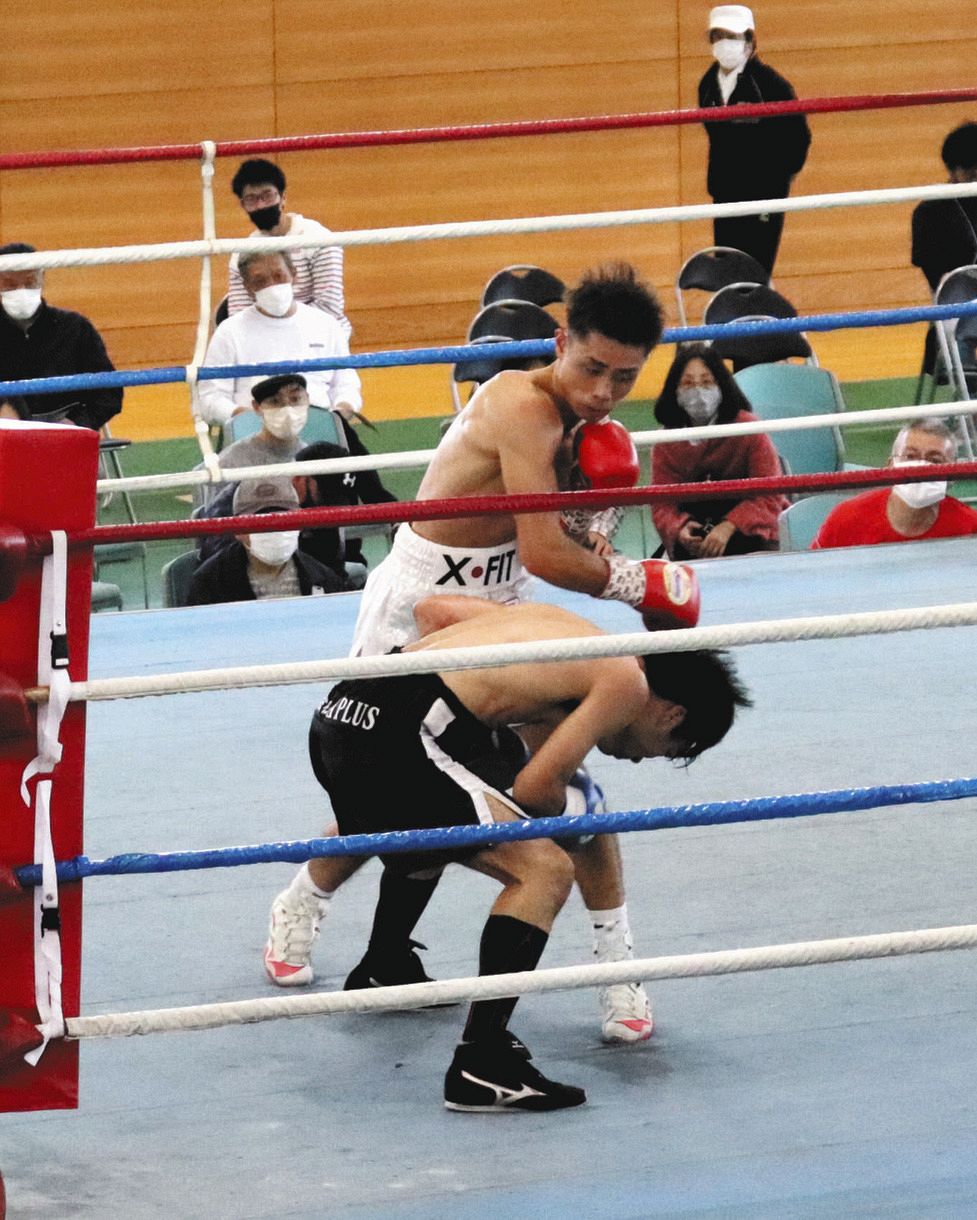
left=251, top=374, right=308, bottom=404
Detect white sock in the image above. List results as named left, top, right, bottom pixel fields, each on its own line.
left=589, top=904, right=634, bottom=963
left=288, top=861, right=335, bottom=903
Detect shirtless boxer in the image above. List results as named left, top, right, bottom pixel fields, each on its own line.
left=351, top=261, right=689, bottom=656
left=293, top=598, right=750, bottom=1110
left=265, top=264, right=699, bottom=1042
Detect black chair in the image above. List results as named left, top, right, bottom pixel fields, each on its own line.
left=675, top=246, right=771, bottom=325
left=214, top=295, right=230, bottom=328
left=480, top=265, right=565, bottom=309
left=704, top=283, right=813, bottom=369
left=451, top=301, right=559, bottom=409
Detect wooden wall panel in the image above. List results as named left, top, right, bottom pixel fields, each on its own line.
left=0, top=1, right=274, bottom=100
left=275, top=0, right=680, bottom=83
left=1, top=0, right=976, bottom=433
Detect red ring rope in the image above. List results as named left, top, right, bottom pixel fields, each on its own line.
left=40, top=460, right=975, bottom=551
left=2, top=89, right=976, bottom=171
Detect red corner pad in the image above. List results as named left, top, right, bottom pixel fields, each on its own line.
left=0, top=1012, right=44, bottom=1073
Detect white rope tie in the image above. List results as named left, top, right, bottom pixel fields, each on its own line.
left=63, top=922, right=977, bottom=1040
left=31, top=600, right=977, bottom=705
left=20, top=531, right=70, bottom=1061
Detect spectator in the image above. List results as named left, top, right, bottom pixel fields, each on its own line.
left=293, top=440, right=395, bottom=582
left=812, top=419, right=977, bottom=549
left=217, top=373, right=311, bottom=471
left=698, top=6, right=811, bottom=274
left=195, top=431, right=396, bottom=576
left=188, top=477, right=345, bottom=605
left=650, top=343, right=787, bottom=558
left=911, top=123, right=977, bottom=293
left=0, top=242, right=122, bottom=429
left=0, top=394, right=29, bottom=420
left=197, top=250, right=361, bottom=429
left=226, top=158, right=349, bottom=337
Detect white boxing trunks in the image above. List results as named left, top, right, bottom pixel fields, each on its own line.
left=350, top=524, right=534, bottom=656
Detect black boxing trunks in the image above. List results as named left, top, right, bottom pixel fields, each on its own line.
left=309, top=672, right=528, bottom=874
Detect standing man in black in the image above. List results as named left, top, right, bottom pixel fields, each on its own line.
left=911, top=123, right=977, bottom=293
left=0, top=242, right=122, bottom=429
left=697, top=6, right=811, bottom=274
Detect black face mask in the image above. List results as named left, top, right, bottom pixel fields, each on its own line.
left=248, top=204, right=282, bottom=231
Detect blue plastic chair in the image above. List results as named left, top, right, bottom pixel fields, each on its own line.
left=778, top=493, right=851, bottom=551
left=161, top=551, right=201, bottom=608
left=734, top=363, right=850, bottom=476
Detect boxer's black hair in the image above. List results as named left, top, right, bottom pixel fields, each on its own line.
left=566, top=263, right=663, bottom=352
left=645, top=649, right=751, bottom=762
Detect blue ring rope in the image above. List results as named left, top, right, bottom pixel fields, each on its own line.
left=15, top=774, right=977, bottom=888
left=4, top=299, right=977, bottom=398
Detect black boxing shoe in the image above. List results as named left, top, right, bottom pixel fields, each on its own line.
left=344, top=940, right=458, bottom=1007
left=444, top=1038, right=585, bottom=1113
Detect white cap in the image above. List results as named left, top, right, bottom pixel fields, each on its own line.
left=708, top=5, right=755, bottom=33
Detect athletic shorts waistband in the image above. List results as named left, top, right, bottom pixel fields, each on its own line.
left=391, top=524, right=525, bottom=593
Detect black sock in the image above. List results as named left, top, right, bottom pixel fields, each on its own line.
left=364, top=868, right=441, bottom=962
left=462, top=915, right=549, bottom=1044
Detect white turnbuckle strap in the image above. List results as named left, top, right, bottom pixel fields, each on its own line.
left=20, top=530, right=70, bottom=1062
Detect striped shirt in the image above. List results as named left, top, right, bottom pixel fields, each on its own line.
left=227, top=214, right=350, bottom=337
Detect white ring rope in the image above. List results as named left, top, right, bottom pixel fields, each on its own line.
left=64, top=922, right=977, bottom=1039
left=2, top=182, right=977, bottom=272
left=32, top=601, right=977, bottom=705
left=95, top=398, right=977, bottom=495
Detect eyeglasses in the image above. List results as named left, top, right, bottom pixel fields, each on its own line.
left=241, top=188, right=280, bottom=208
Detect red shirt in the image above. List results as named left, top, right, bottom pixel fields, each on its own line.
left=812, top=488, right=977, bottom=548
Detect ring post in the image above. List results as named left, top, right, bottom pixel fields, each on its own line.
left=0, top=420, right=98, bottom=1112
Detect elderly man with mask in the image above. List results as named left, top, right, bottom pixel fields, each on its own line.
left=188, top=476, right=345, bottom=605
left=197, top=250, right=362, bottom=430
left=697, top=6, right=811, bottom=274
left=812, top=419, right=977, bottom=549
left=0, top=241, right=123, bottom=429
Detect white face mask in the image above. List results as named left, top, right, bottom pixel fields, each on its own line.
left=248, top=529, right=300, bottom=566
left=254, top=283, right=294, bottom=317
left=2, top=288, right=42, bottom=321
left=676, top=385, right=722, bottom=426
left=891, top=460, right=947, bottom=510
left=713, top=38, right=748, bottom=71
left=262, top=404, right=308, bottom=440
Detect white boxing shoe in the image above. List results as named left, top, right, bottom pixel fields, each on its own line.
left=599, top=982, right=654, bottom=1043
left=263, top=888, right=330, bottom=986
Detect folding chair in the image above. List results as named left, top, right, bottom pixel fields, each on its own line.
left=931, top=266, right=977, bottom=455
left=734, top=363, right=850, bottom=477
left=451, top=301, right=559, bottom=412
left=675, top=246, right=770, bottom=326
left=778, top=493, right=850, bottom=551
left=161, top=551, right=201, bottom=608
left=480, top=265, right=565, bottom=309
left=705, top=283, right=814, bottom=369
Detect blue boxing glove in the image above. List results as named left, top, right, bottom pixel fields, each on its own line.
left=560, top=767, right=606, bottom=847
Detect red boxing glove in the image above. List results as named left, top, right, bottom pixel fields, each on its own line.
left=599, top=554, right=701, bottom=630
left=575, top=420, right=639, bottom=489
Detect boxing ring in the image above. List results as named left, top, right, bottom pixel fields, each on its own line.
left=3, top=91, right=977, bottom=1218
left=0, top=538, right=975, bottom=1217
